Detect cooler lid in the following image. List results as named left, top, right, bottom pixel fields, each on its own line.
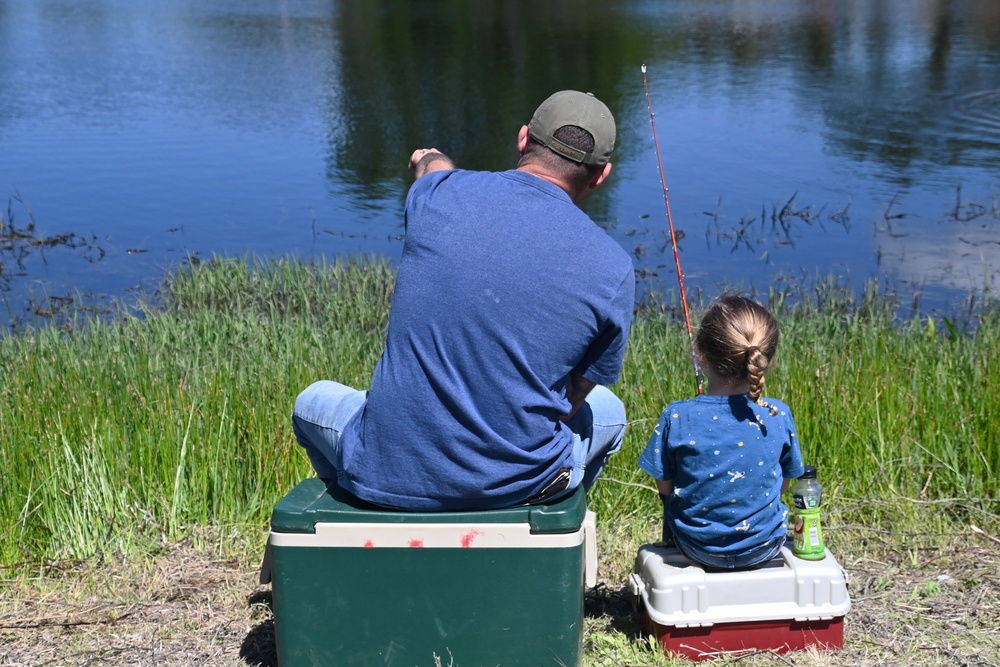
left=270, top=478, right=587, bottom=535
left=630, top=543, right=852, bottom=626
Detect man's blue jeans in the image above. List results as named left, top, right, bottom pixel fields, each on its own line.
left=291, top=380, right=626, bottom=505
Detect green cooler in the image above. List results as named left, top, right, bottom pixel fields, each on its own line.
left=268, top=478, right=596, bottom=667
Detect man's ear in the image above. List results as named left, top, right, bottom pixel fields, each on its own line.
left=590, top=162, right=613, bottom=190
left=517, top=125, right=531, bottom=157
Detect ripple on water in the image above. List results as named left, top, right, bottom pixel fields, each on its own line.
left=950, top=89, right=1000, bottom=141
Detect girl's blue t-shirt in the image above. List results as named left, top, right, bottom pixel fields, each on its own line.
left=639, top=394, right=805, bottom=556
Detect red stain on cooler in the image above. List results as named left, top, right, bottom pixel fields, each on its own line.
left=408, top=539, right=424, bottom=548
left=460, top=529, right=483, bottom=548
left=363, top=540, right=374, bottom=548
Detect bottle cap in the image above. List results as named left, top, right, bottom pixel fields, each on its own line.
left=799, top=465, right=817, bottom=479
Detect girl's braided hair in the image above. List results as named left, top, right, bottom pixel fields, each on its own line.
left=694, top=294, right=780, bottom=416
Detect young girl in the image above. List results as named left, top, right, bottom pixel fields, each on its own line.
left=639, top=294, right=805, bottom=569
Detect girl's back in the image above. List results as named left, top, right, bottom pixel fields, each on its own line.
left=641, top=393, right=801, bottom=562
left=639, top=294, right=806, bottom=569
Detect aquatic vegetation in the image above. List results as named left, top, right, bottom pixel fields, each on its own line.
left=0, top=257, right=997, bottom=567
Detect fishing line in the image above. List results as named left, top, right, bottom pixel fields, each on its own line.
left=641, top=64, right=704, bottom=395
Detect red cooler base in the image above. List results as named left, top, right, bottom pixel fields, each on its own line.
left=645, top=615, right=844, bottom=661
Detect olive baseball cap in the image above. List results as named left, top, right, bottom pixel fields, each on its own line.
left=528, top=90, right=616, bottom=166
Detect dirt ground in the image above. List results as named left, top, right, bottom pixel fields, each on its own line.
left=1, top=533, right=998, bottom=667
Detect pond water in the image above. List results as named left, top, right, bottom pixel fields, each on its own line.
left=2, top=0, right=1000, bottom=328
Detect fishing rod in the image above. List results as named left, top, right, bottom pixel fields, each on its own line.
left=641, top=64, right=704, bottom=395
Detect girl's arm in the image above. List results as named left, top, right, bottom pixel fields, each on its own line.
left=655, top=479, right=674, bottom=497
left=781, top=478, right=792, bottom=493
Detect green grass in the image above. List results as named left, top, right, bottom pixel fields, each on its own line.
left=1, top=255, right=998, bottom=569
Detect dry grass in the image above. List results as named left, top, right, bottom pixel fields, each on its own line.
left=1, top=523, right=998, bottom=667
left=586, top=516, right=1000, bottom=666
left=0, top=538, right=275, bottom=667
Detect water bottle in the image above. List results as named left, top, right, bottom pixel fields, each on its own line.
left=791, top=465, right=825, bottom=560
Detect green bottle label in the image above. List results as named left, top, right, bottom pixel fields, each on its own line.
left=792, top=507, right=825, bottom=560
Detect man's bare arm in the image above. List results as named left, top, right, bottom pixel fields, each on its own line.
left=560, top=372, right=597, bottom=423
left=409, top=148, right=455, bottom=179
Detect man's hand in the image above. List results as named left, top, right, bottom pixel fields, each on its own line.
left=560, top=372, right=597, bottom=422
left=409, top=148, right=455, bottom=179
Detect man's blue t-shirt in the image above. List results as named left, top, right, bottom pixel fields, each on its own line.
left=338, top=168, right=635, bottom=510
left=639, top=394, right=805, bottom=556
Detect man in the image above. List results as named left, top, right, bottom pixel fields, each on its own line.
left=292, top=90, right=636, bottom=510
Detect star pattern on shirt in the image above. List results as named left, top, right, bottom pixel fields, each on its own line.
left=639, top=395, right=803, bottom=566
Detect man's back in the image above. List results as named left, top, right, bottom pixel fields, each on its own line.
left=339, top=168, right=634, bottom=510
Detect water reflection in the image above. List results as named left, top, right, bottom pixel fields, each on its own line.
left=0, top=0, right=999, bottom=328
left=326, top=0, right=639, bottom=220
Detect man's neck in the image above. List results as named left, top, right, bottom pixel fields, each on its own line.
left=515, top=163, right=579, bottom=202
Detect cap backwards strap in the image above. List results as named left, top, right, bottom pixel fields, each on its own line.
left=528, top=90, right=616, bottom=166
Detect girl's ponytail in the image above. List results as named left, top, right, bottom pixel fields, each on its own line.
left=746, top=346, right=778, bottom=416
